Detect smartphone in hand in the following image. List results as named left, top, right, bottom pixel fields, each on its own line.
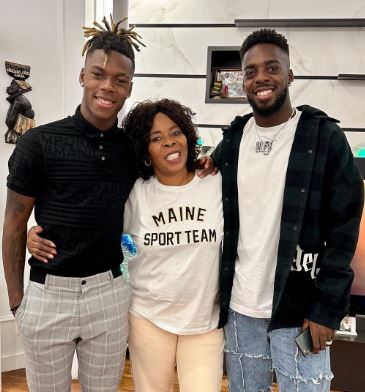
left=295, top=328, right=313, bottom=357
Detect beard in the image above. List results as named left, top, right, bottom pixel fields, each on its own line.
left=247, top=86, right=289, bottom=117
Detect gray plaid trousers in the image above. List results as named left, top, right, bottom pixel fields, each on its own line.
left=15, top=271, right=130, bottom=392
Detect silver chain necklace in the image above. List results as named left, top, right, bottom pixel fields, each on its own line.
left=254, top=108, right=296, bottom=155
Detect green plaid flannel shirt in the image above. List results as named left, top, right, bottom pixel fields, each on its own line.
left=213, top=105, right=364, bottom=330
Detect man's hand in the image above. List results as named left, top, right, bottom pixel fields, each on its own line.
left=302, top=319, right=335, bottom=354
left=27, top=225, right=57, bottom=263
left=196, top=156, right=218, bottom=178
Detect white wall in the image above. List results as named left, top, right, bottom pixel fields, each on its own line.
left=128, top=0, right=365, bottom=150
left=0, top=0, right=85, bottom=372
left=129, top=0, right=365, bottom=22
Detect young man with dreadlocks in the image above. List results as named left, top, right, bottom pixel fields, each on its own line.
left=211, top=29, right=363, bottom=391
left=3, top=16, right=144, bottom=392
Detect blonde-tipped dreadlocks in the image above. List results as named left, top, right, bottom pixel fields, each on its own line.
left=82, top=14, right=146, bottom=57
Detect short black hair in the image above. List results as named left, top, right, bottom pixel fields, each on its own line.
left=122, top=99, right=200, bottom=180
left=240, top=29, right=289, bottom=61
left=86, top=31, right=135, bottom=69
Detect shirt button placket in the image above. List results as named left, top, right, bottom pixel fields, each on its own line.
left=99, top=135, right=105, bottom=162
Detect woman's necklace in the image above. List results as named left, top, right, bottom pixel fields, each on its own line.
left=254, top=108, right=296, bottom=156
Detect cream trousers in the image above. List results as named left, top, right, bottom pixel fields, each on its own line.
left=128, top=313, right=224, bottom=392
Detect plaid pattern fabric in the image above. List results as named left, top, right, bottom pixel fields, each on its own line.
left=15, top=271, right=130, bottom=392
left=213, top=105, right=364, bottom=330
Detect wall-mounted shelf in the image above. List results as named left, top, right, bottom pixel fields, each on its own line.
left=234, top=19, right=365, bottom=28
left=296, top=75, right=365, bottom=80
left=338, top=74, right=365, bottom=80
left=205, top=46, right=247, bottom=104
left=197, top=124, right=365, bottom=132
left=205, top=46, right=365, bottom=104
left=343, top=128, right=365, bottom=133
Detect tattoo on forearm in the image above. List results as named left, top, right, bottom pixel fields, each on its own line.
left=8, top=230, right=26, bottom=287
left=3, top=190, right=35, bottom=304
left=14, top=200, right=26, bottom=214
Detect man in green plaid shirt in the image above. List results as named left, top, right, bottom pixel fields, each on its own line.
left=212, top=29, right=364, bottom=392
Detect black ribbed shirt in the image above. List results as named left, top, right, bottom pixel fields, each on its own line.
left=7, top=107, right=137, bottom=277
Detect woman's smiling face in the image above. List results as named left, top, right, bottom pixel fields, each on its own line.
left=148, top=112, right=189, bottom=185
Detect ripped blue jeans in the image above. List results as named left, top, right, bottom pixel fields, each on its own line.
left=224, top=310, right=333, bottom=392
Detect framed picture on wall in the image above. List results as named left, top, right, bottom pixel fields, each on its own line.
left=205, top=46, right=248, bottom=104
left=213, top=69, right=246, bottom=99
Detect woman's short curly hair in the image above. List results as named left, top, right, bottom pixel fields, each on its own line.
left=122, top=98, right=200, bottom=180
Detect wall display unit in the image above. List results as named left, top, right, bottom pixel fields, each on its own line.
left=205, top=46, right=247, bottom=104
left=205, top=46, right=365, bottom=104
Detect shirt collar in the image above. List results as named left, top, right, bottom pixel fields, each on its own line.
left=74, top=105, right=119, bottom=139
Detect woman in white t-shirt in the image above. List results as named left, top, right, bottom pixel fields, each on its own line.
left=121, top=98, right=224, bottom=392
left=28, top=99, right=224, bottom=392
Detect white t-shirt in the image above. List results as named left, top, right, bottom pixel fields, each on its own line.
left=230, top=110, right=301, bottom=318
left=124, top=173, right=223, bottom=334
